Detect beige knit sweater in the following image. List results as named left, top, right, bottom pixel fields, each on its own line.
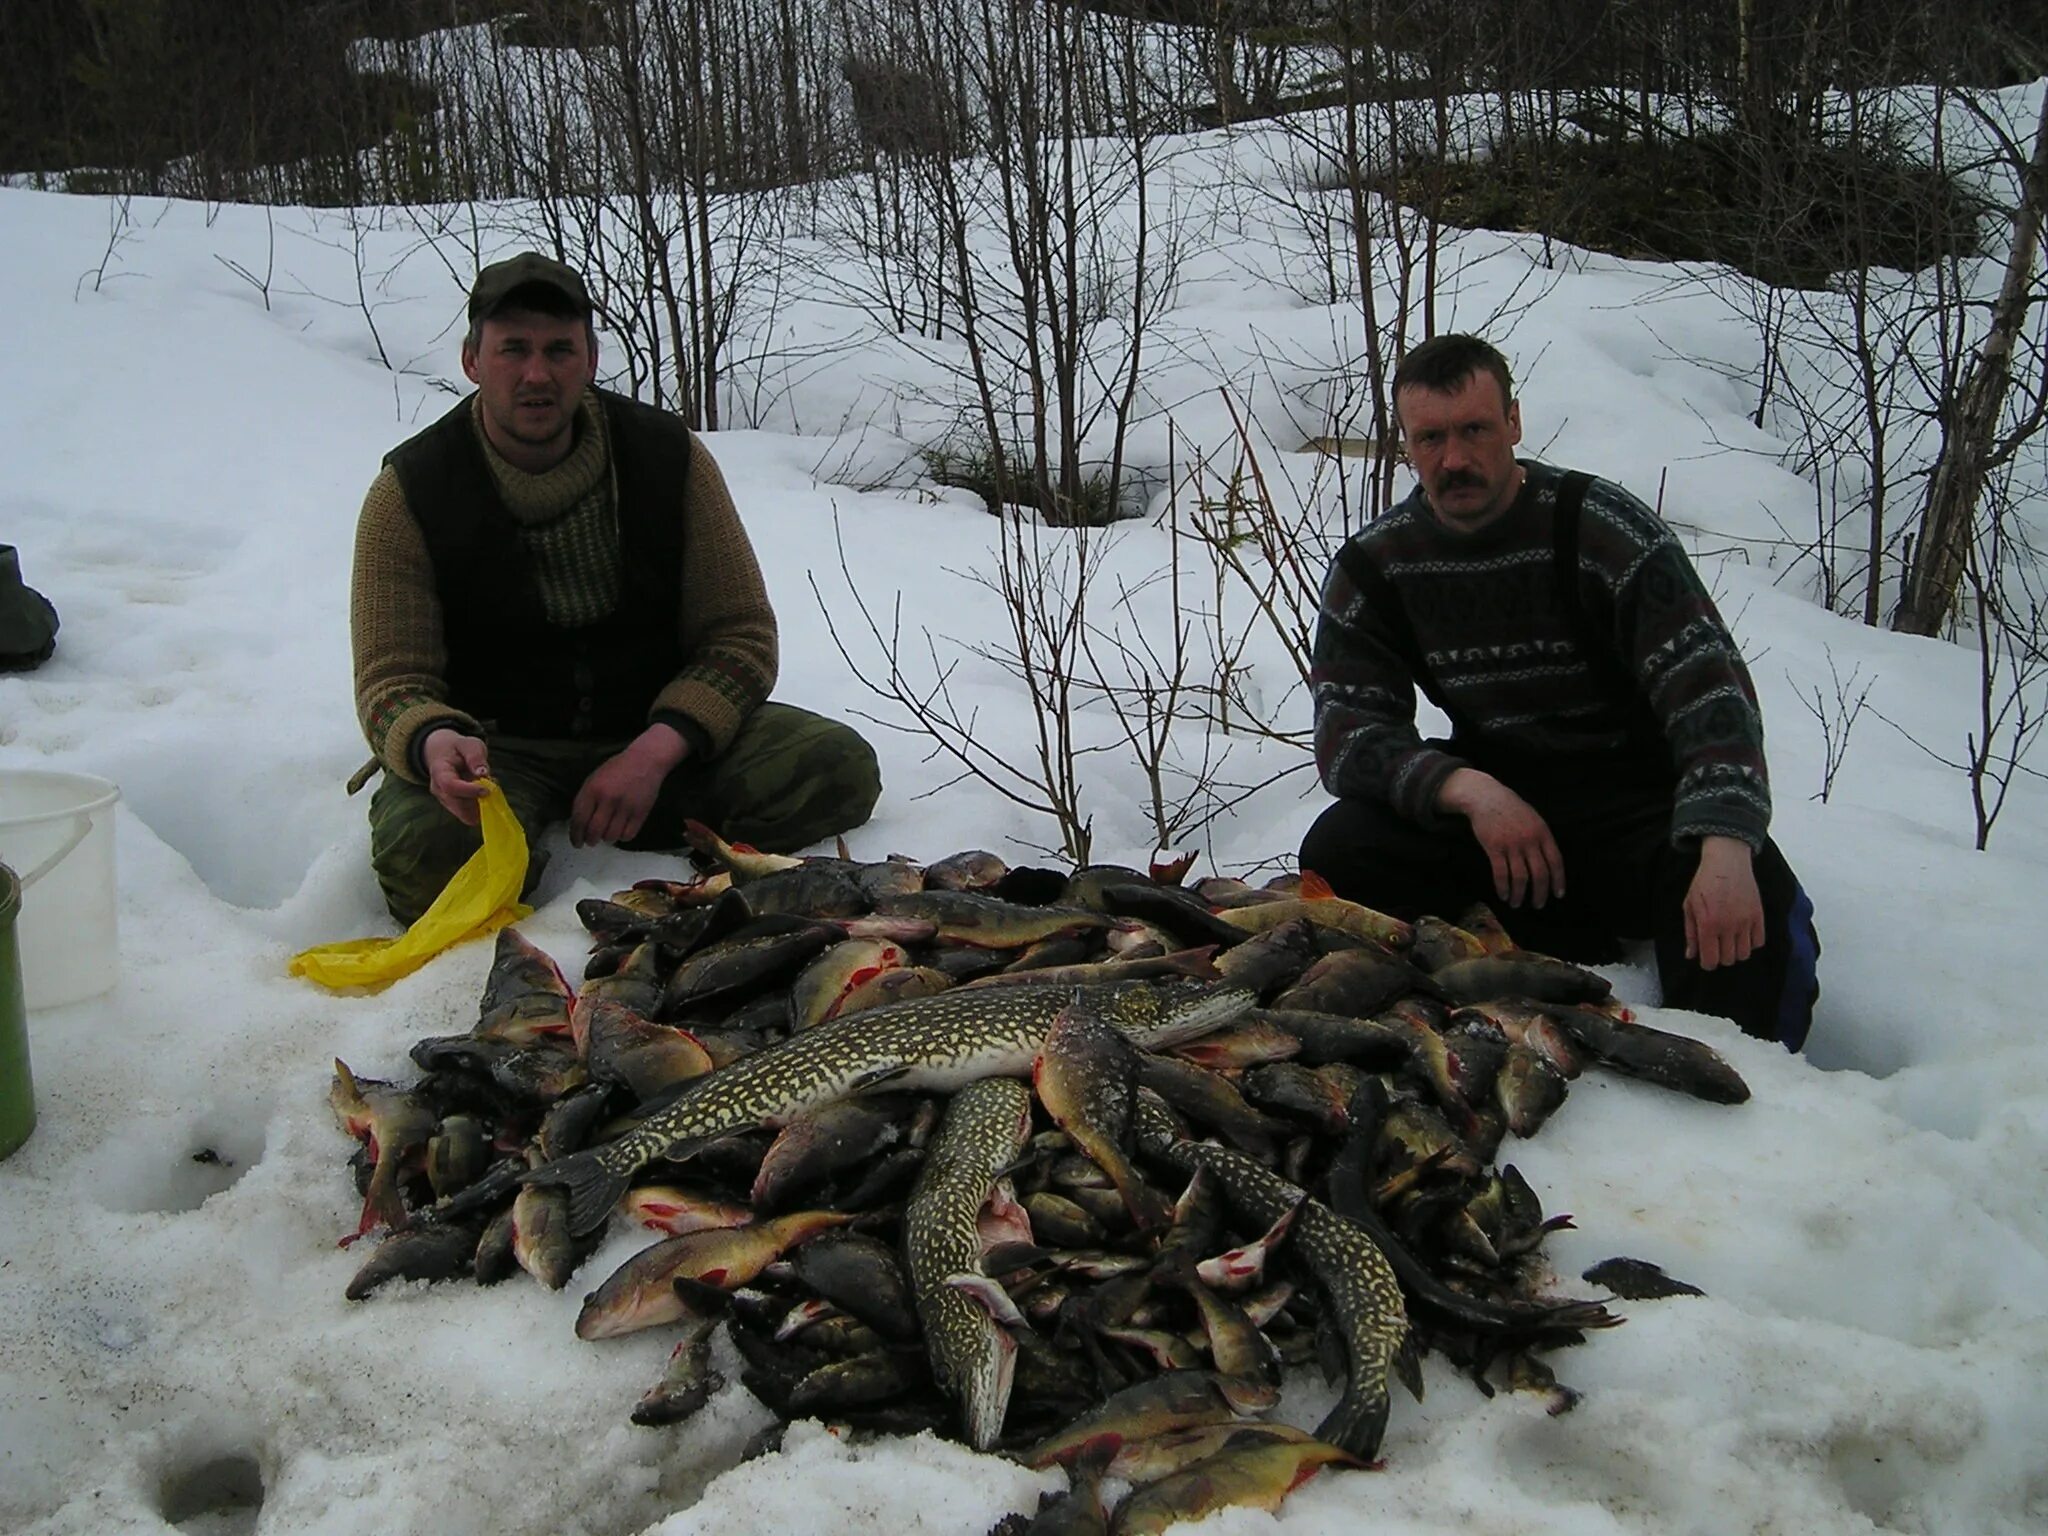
left=350, top=394, right=778, bottom=784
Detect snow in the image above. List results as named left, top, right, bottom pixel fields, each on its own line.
left=4, top=91, right=2048, bottom=1536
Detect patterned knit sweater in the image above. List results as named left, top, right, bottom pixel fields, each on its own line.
left=1310, top=460, right=1770, bottom=849
left=351, top=393, right=778, bottom=783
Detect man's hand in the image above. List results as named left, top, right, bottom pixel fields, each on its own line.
left=1437, top=767, right=1565, bottom=909
left=420, top=727, right=493, bottom=826
left=571, top=722, right=690, bottom=848
left=1684, top=835, right=1765, bottom=970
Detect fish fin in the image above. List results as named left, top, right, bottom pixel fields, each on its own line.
left=980, top=1240, right=1051, bottom=1277
left=850, top=1062, right=912, bottom=1095
left=1393, top=1328, right=1426, bottom=1401
left=521, top=1149, right=630, bottom=1237
left=946, top=1271, right=1029, bottom=1328
left=1314, top=1380, right=1390, bottom=1462
left=1149, top=850, right=1197, bottom=885
left=361, top=1167, right=407, bottom=1235
left=1213, top=1374, right=1282, bottom=1413
left=1298, top=869, right=1336, bottom=900
left=836, top=834, right=854, bottom=860
left=672, top=1274, right=735, bottom=1313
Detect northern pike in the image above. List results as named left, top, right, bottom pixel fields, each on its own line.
left=524, top=979, right=1253, bottom=1235
left=1132, top=1093, right=1408, bottom=1461
left=905, top=1076, right=1036, bottom=1450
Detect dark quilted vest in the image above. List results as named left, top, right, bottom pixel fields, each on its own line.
left=383, top=388, right=691, bottom=740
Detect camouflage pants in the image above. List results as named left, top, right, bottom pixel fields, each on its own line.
left=368, top=702, right=882, bottom=925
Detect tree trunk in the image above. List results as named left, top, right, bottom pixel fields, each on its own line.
left=1894, top=87, right=2048, bottom=635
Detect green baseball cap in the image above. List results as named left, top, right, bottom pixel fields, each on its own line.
left=467, top=251, right=593, bottom=322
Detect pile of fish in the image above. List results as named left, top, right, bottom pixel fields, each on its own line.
left=331, top=823, right=1744, bottom=1533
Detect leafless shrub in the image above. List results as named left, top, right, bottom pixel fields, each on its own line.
left=1792, top=648, right=1875, bottom=802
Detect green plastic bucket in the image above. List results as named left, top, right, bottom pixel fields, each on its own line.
left=0, top=862, right=33, bottom=1159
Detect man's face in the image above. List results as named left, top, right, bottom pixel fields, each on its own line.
left=1396, top=370, right=1525, bottom=530
left=461, top=308, right=598, bottom=469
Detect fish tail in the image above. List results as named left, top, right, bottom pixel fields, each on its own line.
left=1314, top=1381, right=1390, bottom=1462
left=522, top=1149, right=630, bottom=1237
left=362, top=1161, right=406, bottom=1234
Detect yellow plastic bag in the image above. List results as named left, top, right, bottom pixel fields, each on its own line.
left=290, top=780, right=534, bottom=990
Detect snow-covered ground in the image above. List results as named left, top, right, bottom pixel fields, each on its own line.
left=3, top=93, right=2047, bottom=1536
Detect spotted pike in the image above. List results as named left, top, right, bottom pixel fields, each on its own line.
left=524, top=979, right=1253, bottom=1236
left=905, top=1076, right=1036, bottom=1449
left=1132, top=1092, right=1408, bottom=1461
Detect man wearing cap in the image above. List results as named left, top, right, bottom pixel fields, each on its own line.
left=350, top=252, right=882, bottom=923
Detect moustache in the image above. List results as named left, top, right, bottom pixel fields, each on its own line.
left=1435, top=470, right=1484, bottom=491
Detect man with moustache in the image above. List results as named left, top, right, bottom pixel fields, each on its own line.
left=1302, top=334, right=1819, bottom=1047
left=350, top=252, right=880, bottom=923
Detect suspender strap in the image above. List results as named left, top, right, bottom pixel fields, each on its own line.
left=1341, top=469, right=1666, bottom=763
left=1553, top=470, right=1669, bottom=760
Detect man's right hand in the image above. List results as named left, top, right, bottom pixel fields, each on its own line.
left=420, top=727, right=493, bottom=826
left=1436, top=766, right=1565, bottom=909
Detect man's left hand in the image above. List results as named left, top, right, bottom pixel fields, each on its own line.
left=1684, top=835, right=1766, bottom=970
left=570, top=723, right=690, bottom=848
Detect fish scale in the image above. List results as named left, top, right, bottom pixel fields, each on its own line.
left=1133, top=1093, right=1409, bottom=1461
left=905, top=1076, right=1035, bottom=1449
left=523, top=979, right=1254, bottom=1236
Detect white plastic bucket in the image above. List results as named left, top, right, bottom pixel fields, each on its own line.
left=0, top=771, right=120, bottom=1009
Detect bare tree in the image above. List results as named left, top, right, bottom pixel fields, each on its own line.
left=1896, top=86, right=2048, bottom=634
